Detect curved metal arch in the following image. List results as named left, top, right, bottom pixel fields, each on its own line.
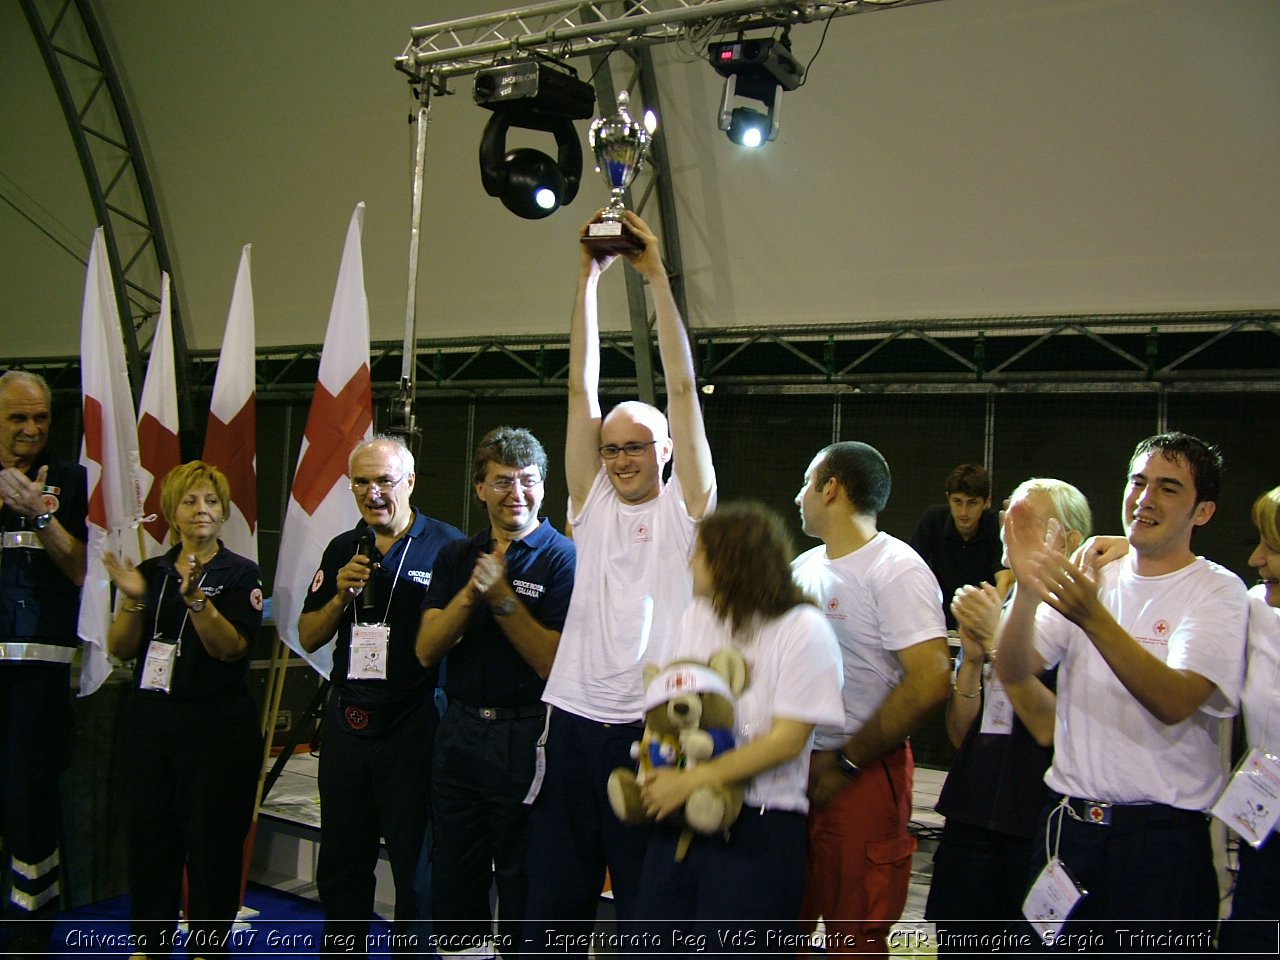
left=20, top=0, right=191, bottom=412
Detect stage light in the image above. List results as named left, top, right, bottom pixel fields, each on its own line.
left=727, top=107, right=769, bottom=148
left=710, top=35, right=803, bottom=147
left=474, top=59, right=595, bottom=219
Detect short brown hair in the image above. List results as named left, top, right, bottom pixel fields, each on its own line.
left=945, top=463, right=991, bottom=499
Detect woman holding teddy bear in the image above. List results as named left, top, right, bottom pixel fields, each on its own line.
left=633, top=501, right=844, bottom=954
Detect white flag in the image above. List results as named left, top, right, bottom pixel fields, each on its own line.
left=202, top=245, right=258, bottom=562
left=273, top=205, right=373, bottom=677
left=77, top=229, right=145, bottom=696
left=137, top=273, right=181, bottom=559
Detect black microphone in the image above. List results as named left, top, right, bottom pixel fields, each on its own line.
left=356, top=527, right=379, bottom=615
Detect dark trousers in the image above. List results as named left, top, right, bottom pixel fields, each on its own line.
left=1220, top=831, right=1280, bottom=953
left=634, top=808, right=808, bottom=956
left=317, top=696, right=436, bottom=955
left=523, top=708, right=652, bottom=956
left=926, top=819, right=1036, bottom=953
left=431, top=702, right=542, bottom=957
left=119, top=690, right=262, bottom=958
left=0, top=661, right=72, bottom=950
left=1022, top=800, right=1218, bottom=952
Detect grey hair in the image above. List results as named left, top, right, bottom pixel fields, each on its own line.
left=0, top=370, right=52, bottom=405
left=348, top=434, right=415, bottom=476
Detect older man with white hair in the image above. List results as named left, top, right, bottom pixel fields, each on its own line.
left=298, top=435, right=463, bottom=954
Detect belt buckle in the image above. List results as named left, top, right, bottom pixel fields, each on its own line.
left=1082, top=800, right=1113, bottom=825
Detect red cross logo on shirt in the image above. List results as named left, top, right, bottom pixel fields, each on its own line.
left=827, top=598, right=839, bottom=613
left=1153, top=620, right=1169, bottom=637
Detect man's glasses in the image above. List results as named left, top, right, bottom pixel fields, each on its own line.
left=350, top=475, right=404, bottom=496
left=598, top=441, right=658, bottom=460
left=486, top=476, right=544, bottom=494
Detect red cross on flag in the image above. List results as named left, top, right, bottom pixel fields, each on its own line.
left=137, top=272, right=181, bottom=558
left=202, top=245, right=258, bottom=562
left=78, top=228, right=145, bottom=695
left=273, top=205, right=373, bottom=676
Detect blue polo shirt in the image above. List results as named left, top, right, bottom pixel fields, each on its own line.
left=304, top=510, right=464, bottom=705
left=132, top=543, right=262, bottom=700
left=0, top=453, right=88, bottom=647
left=422, top=520, right=576, bottom=708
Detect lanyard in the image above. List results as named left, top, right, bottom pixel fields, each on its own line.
left=151, top=566, right=209, bottom=656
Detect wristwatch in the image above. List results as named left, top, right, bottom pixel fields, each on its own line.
left=836, top=751, right=861, bottom=778
left=32, top=512, right=52, bottom=530
left=491, top=595, right=518, bottom=617
left=187, top=596, right=208, bottom=613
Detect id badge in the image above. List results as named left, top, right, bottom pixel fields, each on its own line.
left=1210, top=745, right=1280, bottom=848
left=979, top=673, right=1014, bottom=735
left=348, top=623, right=390, bottom=680
left=1023, top=856, right=1085, bottom=941
left=140, top=640, right=178, bottom=694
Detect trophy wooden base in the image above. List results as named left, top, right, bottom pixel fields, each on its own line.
left=581, top=220, right=644, bottom=256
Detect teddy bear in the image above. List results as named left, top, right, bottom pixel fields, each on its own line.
left=606, top=649, right=748, bottom=856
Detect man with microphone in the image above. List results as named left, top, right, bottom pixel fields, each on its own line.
left=298, top=435, right=463, bottom=954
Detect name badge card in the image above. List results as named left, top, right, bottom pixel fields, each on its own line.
left=140, top=640, right=178, bottom=694
left=1211, top=745, right=1280, bottom=848
left=979, top=673, right=1015, bottom=735
left=1023, top=857, right=1085, bottom=941
left=348, top=623, right=390, bottom=680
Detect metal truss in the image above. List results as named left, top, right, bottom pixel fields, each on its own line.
left=18, top=312, right=1279, bottom=403
left=397, top=0, right=938, bottom=85
left=20, top=0, right=190, bottom=405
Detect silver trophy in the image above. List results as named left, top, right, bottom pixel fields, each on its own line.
left=582, top=90, right=652, bottom=255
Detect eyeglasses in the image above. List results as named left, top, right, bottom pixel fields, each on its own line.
left=486, top=476, right=544, bottom=494
left=598, top=440, right=658, bottom=460
left=349, top=475, right=405, bottom=496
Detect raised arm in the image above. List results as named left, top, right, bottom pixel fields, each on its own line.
left=565, top=224, right=612, bottom=511
left=950, top=581, right=1056, bottom=747
left=993, top=499, right=1051, bottom=687
left=1, top=465, right=86, bottom=587
left=621, top=212, right=714, bottom=520
left=297, top=552, right=372, bottom=653
left=104, top=551, right=148, bottom=660
left=1032, top=549, right=1215, bottom=725
left=417, top=550, right=563, bottom=678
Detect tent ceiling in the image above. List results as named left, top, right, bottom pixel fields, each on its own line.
left=2, top=0, right=1277, bottom=362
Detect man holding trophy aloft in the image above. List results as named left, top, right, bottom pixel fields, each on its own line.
left=523, top=93, right=718, bottom=955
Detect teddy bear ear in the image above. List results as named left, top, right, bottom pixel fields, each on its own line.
left=708, top=649, right=748, bottom=696
left=643, top=662, right=661, bottom=688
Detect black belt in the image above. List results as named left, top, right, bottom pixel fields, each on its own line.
left=457, top=701, right=545, bottom=721
left=1064, top=796, right=1206, bottom=828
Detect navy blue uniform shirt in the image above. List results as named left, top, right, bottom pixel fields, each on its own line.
left=422, top=520, right=575, bottom=707
left=303, top=510, right=464, bottom=705
left=0, top=453, right=88, bottom=645
left=131, top=543, right=262, bottom=701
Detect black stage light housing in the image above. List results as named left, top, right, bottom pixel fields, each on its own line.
left=473, top=60, right=597, bottom=120
left=474, top=60, right=595, bottom=219
left=709, top=37, right=804, bottom=99
left=710, top=36, right=804, bottom=147
left=479, top=109, right=584, bottom=219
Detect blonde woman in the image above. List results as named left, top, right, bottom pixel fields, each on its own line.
left=105, top=461, right=262, bottom=958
